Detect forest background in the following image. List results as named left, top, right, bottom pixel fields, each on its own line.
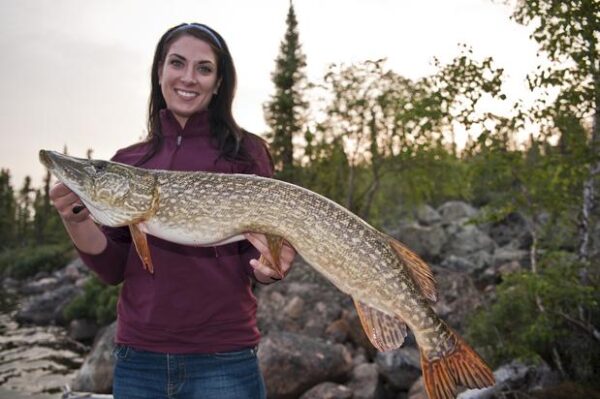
left=0, top=0, right=598, bottom=390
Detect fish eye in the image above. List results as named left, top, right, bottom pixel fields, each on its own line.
left=93, top=161, right=107, bottom=172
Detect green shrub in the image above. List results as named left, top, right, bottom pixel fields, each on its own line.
left=467, top=251, right=600, bottom=385
left=63, top=275, right=120, bottom=326
left=0, top=243, right=74, bottom=279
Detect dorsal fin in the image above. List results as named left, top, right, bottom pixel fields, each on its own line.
left=388, top=237, right=438, bottom=303
left=353, top=298, right=408, bottom=352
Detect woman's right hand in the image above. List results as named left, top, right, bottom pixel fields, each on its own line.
left=49, top=182, right=91, bottom=224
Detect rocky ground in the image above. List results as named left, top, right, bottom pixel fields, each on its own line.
left=1, top=201, right=592, bottom=398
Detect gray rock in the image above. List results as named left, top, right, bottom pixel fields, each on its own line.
left=443, top=224, right=495, bottom=258
left=16, top=284, right=79, bottom=325
left=457, top=360, right=560, bottom=399
left=438, top=201, right=478, bottom=224
left=348, top=363, right=380, bottom=399
left=492, top=246, right=529, bottom=267
left=299, top=382, right=353, bottom=399
left=69, top=319, right=100, bottom=342
left=441, top=255, right=478, bottom=273
left=415, top=205, right=441, bottom=226
left=393, top=223, right=448, bottom=261
left=407, top=377, right=427, bottom=399
left=376, top=347, right=421, bottom=390
left=71, top=322, right=116, bottom=393
left=259, top=332, right=352, bottom=399
left=488, top=212, right=531, bottom=249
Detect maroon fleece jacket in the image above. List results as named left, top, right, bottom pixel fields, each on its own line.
left=77, top=109, right=273, bottom=353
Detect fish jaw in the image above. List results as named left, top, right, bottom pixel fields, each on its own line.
left=39, top=150, right=158, bottom=227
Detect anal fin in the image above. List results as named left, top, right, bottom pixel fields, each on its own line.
left=129, top=224, right=154, bottom=274
left=354, top=299, right=408, bottom=352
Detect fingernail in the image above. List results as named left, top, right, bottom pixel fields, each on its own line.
left=73, top=205, right=85, bottom=214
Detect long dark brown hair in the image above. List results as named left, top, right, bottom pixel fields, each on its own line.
left=138, top=23, right=251, bottom=165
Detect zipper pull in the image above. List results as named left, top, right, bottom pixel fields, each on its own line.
left=177, top=135, right=182, bottom=146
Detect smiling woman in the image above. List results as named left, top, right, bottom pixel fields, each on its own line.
left=158, top=36, right=221, bottom=127
left=47, top=22, right=297, bottom=399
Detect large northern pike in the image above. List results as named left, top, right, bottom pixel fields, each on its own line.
left=40, top=149, right=494, bottom=399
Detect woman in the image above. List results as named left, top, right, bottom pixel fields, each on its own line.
left=50, top=23, right=295, bottom=398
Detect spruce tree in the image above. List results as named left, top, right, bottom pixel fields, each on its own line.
left=264, top=0, right=307, bottom=182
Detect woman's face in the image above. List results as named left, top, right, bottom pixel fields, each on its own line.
left=158, top=35, right=220, bottom=127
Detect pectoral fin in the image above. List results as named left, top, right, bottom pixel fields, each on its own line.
left=129, top=224, right=154, bottom=274
left=353, top=298, right=408, bottom=352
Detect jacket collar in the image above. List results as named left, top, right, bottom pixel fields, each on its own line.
left=159, top=109, right=212, bottom=137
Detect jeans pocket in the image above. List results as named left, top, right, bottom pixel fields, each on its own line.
left=213, top=346, right=257, bottom=360
left=112, top=344, right=130, bottom=360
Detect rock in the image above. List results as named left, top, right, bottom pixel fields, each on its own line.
left=408, top=377, right=427, bottom=399
left=71, top=322, right=117, bottom=393
left=299, top=382, right=353, bottom=399
left=376, top=346, right=421, bottom=390
left=443, top=224, right=495, bottom=258
left=69, top=319, right=100, bottom=342
left=393, top=223, right=448, bottom=261
left=15, top=284, right=79, bottom=325
left=256, top=260, right=349, bottom=339
left=441, top=255, right=478, bottom=273
left=492, top=246, right=529, bottom=267
left=348, top=363, right=380, bottom=399
left=488, top=212, right=532, bottom=249
left=415, top=205, right=441, bottom=226
left=431, top=266, right=483, bottom=330
left=325, top=319, right=350, bottom=344
left=283, top=296, right=305, bottom=319
left=457, top=360, right=561, bottom=399
left=259, top=332, right=352, bottom=399
left=438, top=201, right=478, bottom=224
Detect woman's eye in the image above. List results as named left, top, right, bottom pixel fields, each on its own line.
left=170, top=59, right=183, bottom=67
left=198, top=65, right=213, bottom=74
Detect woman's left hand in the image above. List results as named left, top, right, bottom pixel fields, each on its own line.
left=244, top=233, right=296, bottom=284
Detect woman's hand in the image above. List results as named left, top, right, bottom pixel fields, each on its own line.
left=244, top=233, right=296, bottom=284
left=49, top=182, right=90, bottom=224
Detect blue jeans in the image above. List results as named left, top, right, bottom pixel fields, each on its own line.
left=112, top=345, right=266, bottom=399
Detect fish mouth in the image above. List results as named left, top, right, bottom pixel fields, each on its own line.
left=39, top=150, right=54, bottom=169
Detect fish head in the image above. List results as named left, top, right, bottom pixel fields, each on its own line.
left=40, top=150, right=157, bottom=227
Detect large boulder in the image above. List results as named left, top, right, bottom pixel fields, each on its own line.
left=347, top=363, right=380, bottom=399
left=438, top=201, right=478, bottom=224
left=299, top=382, right=353, bottom=399
left=415, top=205, right=442, bottom=226
left=258, top=332, right=353, bottom=399
left=71, top=322, right=116, bottom=393
left=443, top=224, right=496, bottom=258
left=375, top=346, right=421, bottom=390
left=393, top=223, right=448, bottom=261
left=15, top=284, right=79, bottom=325
left=457, top=360, right=560, bottom=399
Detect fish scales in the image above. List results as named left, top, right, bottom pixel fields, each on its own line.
left=40, top=150, right=495, bottom=399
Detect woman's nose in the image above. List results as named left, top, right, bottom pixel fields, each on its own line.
left=180, top=66, right=197, bottom=84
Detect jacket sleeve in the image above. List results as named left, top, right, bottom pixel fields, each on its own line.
left=238, top=134, right=275, bottom=279
left=76, top=226, right=131, bottom=285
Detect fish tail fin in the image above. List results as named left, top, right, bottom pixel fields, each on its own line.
left=420, top=329, right=495, bottom=399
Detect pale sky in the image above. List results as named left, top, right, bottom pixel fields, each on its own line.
left=0, top=0, right=540, bottom=188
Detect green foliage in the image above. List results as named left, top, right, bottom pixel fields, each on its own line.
left=264, top=1, right=308, bottom=181
left=63, top=275, right=120, bottom=326
left=467, top=252, right=600, bottom=384
left=0, top=243, right=73, bottom=279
